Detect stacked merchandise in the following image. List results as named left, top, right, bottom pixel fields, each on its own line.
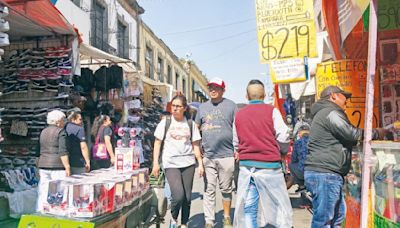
left=381, top=83, right=400, bottom=128
left=141, top=87, right=165, bottom=167
left=0, top=154, right=39, bottom=217
left=371, top=142, right=400, bottom=227
left=374, top=167, right=400, bottom=224
left=120, top=78, right=146, bottom=168
left=1, top=46, right=73, bottom=98
left=0, top=4, right=9, bottom=58
left=39, top=168, right=149, bottom=218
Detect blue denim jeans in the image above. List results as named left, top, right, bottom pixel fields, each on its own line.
left=244, top=177, right=259, bottom=228
left=304, top=171, right=346, bottom=228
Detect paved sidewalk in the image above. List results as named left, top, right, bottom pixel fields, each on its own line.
left=152, top=169, right=311, bottom=228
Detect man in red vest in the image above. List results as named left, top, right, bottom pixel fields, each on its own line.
left=233, top=79, right=293, bottom=228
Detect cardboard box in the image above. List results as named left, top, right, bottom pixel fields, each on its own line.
left=68, top=181, right=106, bottom=218
left=42, top=180, right=72, bottom=216
left=115, top=148, right=134, bottom=173
left=138, top=168, right=149, bottom=194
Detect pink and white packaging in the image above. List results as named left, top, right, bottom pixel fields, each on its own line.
left=115, top=147, right=134, bottom=173
left=138, top=168, right=150, bottom=193
left=68, top=180, right=107, bottom=218
left=42, top=180, right=73, bottom=216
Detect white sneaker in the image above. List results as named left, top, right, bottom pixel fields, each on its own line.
left=0, top=6, right=8, bottom=18
left=0, top=32, right=9, bottom=47
left=0, top=19, right=9, bottom=32
left=0, top=48, right=4, bottom=56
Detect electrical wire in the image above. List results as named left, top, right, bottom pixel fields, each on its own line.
left=200, top=38, right=256, bottom=64
left=161, top=17, right=255, bottom=36
left=175, top=29, right=254, bottom=49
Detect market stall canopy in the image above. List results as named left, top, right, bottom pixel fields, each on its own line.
left=79, top=42, right=137, bottom=73
left=3, top=0, right=76, bottom=39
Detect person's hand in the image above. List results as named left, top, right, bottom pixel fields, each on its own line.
left=198, top=163, right=204, bottom=177
left=85, top=162, right=90, bottom=172
left=65, top=167, right=71, bottom=177
left=234, top=152, right=240, bottom=162
left=151, top=163, right=160, bottom=178
left=110, top=156, right=115, bottom=165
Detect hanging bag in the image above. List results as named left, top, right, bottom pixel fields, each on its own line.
left=110, top=89, right=124, bottom=112
left=92, top=126, right=109, bottom=160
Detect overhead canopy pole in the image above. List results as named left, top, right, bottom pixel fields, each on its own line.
left=360, top=0, right=378, bottom=227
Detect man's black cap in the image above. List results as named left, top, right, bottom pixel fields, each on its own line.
left=320, top=86, right=352, bottom=99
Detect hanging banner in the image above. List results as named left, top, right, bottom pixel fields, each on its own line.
left=270, top=57, right=308, bottom=83
left=364, top=0, right=400, bottom=31
left=255, top=0, right=318, bottom=63
left=337, top=0, right=370, bottom=41
left=316, top=60, right=380, bottom=128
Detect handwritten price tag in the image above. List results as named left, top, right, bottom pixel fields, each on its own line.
left=256, top=0, right=317, bottom=63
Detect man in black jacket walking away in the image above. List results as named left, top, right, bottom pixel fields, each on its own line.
left=304, top=86, right=385, bottom=228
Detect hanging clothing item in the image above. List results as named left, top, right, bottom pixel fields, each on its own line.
left=74, top=68, right=94, bottom=93
left=94, top=66, right=110, bottom=91
left=107, top=65, right=123, bottom=89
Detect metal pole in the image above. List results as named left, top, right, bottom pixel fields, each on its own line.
left=360, top=0, right=378, bottom=227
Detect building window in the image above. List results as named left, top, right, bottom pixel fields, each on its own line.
left=157, top=57, right=163, bottom=82
left=175, top=73, right=179, bottom=90
left=167, top=65, right=172, bottom=84
left=117, top=20, right=129, bottom=59
left=91, top=1, right=108, bottom=52
left=145, top=46, right=154, bottom=79
left=182, top=78, right=186, bottom=95
left=71, top=0, right=80, bottom=7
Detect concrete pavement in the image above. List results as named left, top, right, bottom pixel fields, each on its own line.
left=152, top=169, right=311, bottom=228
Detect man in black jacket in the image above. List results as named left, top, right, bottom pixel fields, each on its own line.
left=304, top=86, right=384, bottom=228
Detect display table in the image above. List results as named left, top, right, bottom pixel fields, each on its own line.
left=18, top=189, right=153, bottom=228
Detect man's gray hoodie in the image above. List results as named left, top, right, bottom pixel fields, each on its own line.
left=304, top=99, right=363, bottom=176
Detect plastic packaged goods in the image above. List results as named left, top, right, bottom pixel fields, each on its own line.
left=42, top=180, right=72, bottom=217
left=371, top=142, right=400, bottom=224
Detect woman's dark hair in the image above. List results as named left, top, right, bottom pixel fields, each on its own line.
left=91, top=115, right=109, bottom=137
left=171, top=94, right=191, bottom=119
left=67, top=110, right=81, bottom=121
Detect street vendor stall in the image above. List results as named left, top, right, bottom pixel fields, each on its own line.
left=0, top=1, right=78, bottom=227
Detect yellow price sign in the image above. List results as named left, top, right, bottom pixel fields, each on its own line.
left=255, top=0, right=317, bottom=63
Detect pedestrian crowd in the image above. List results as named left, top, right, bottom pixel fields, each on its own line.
left=151, top=77, right=388, bottom=228
left=35, top=76, right=388, bottom=228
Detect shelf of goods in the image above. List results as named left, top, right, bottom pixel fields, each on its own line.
left=371, top=141, right=400, bottom=227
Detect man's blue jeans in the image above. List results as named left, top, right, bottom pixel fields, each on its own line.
left=304, top=171, right=346, bottom=228
left=244, top=177, right=259, bottom=228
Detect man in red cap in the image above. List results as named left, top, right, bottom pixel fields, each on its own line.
left=195, top=77, right=237, bottom=228
left=305, top=85, right=386, bottom=228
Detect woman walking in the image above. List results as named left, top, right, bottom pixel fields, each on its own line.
left=91, top=115, right=115, bottom=169
left=151, top=95, right=204, bottom=228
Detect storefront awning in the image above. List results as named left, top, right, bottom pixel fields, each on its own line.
left=3, top=0, right=76, bottom=39
left=79, top=43, right=137, bottom=73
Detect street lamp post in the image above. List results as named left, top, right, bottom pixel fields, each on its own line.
left=184, top=53, right=192, bottom=102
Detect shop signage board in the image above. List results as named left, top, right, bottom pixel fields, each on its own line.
left=18, top=215, right=95, bottom=228
left=255, top=0, right=317, bottom=63
left=316, top=60, right=380, bottom=128
left=363, top=0, right=400, bottom=31
left=269, top=57, right=309, bottom=83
